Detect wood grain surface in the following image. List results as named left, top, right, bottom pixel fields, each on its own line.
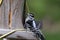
left=0, top=0, right=24, bottom=29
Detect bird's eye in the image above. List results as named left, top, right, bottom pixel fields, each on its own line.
left=0, top=0, right=3, bottom=6
left=31, top=15, right=34, bottom=17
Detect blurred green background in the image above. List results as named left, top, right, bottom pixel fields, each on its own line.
left=0, top=0, right=60, bottom=40
left=27, top=0, right=60, bottom=40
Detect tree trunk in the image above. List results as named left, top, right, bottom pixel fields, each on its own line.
left=0, top=0, right=24, bottom=29
left=0, top=0, right=37, bottom=40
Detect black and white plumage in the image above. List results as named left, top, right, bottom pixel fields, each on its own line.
left=24, top=13, right=45, bottom=40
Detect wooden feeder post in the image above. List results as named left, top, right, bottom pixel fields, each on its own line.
left=0, top=0, right=37, bottom=40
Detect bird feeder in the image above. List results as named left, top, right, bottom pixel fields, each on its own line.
left=0, top=0, right=36, bottom=40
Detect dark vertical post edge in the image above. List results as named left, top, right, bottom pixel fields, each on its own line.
left=22, top=0, right=26, bottom=25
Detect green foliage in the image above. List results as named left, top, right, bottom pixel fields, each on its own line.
left=46, top=0, right=60, bottom=22
left=27, top=0, right=46, bottom=20
left=27, top=0, right=60, bottom=22
left=27, top=0, right=60, bottom=40
left=44, top=32, right=60, bottom=40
